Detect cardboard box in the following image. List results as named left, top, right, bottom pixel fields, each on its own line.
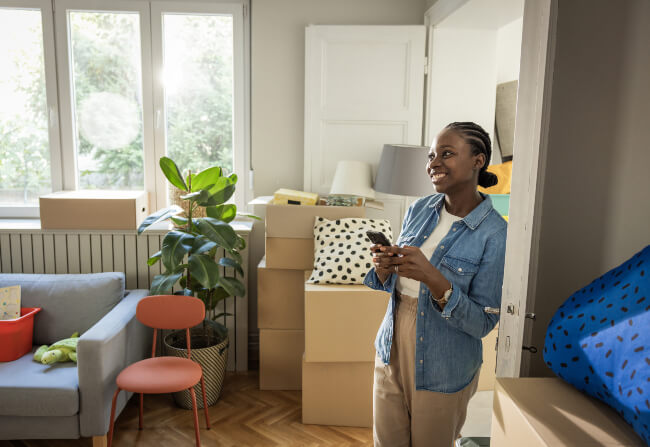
left=491, top=378, right=643, bottom=446
left=265, top=202, right=365, bottom=239
left=265, top=237, right=314, bottom=270
left=259, top=329, right=304, bottom=390
left=477, top=325, right=498, bottom=391
left=302, top=356, right=374, bottom=428
left=305, top=276, right=389, bottom=362
left=257, top=257, right=306, bottom=329
left=39, top=190, right=149, bottom=230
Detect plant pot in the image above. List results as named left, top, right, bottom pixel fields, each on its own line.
left=163, top=319, right=229, bottom=409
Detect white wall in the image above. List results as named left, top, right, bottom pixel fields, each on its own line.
left=528, top=0, right=650, bottom=377
left=496, top=17, right=522, bottom=83
left=426, top=28, right=497, bottom=147
left=248, top=0, right=426, bottom=366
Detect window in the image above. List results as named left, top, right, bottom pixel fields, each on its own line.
left=0, top=0, right=248, bottom=216
left=0, top=1, right=60, bottom=217
left=67, top=9, right=145, bottom=190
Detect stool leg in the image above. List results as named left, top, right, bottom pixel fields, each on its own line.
left=199, top=375, right=211, bottom=429
left=139, top=393, right=144, bottom=430
left=190, top=387, right=201, bottom=447
left=107, top=387, right=121, bottom=447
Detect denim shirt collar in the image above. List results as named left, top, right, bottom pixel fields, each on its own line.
left=428, top=193, right=494, bottom=230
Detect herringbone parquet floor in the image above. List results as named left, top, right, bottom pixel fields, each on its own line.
left=1, top=371, right=373, bottom=447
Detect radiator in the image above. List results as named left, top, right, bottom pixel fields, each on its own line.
left=0, top=222, right=251, bottom=371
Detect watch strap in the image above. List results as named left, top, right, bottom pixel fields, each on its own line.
left=433, top=285, right=453, bottom=304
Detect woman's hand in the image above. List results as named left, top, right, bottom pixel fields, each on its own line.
left=381, top=245, right=434, bottom=282
left=370, top=244, right=396, bottom=285
left=382, top=245, right=452, bottom=299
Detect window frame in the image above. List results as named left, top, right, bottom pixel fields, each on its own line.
left=0, top=0, right=62, bottom=218
left=54, top=0, right=155, bottom=195
left=0, top=0, right=250, bottom=216
left=150, top=0, right=247, bottom=211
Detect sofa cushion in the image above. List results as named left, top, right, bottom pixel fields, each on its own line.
left=0, top=348, right=78, bottom=417
left=543, top=245, right=650, bottom=445
left=0, top=272, right=125, bottom=345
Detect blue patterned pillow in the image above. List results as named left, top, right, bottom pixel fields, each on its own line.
left=543, top=245, right=650, bottom=444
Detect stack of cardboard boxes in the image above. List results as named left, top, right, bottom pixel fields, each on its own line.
left=257, top=202, right=365, bottom=390
left=302, top=275, right=390, bottom=427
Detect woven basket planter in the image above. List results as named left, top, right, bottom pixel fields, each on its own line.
left=164, top=319, right=229, bottom=409
left=169, top=185, right=207, bottom=221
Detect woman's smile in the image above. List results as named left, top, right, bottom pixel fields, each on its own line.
left=431, top=172, right=448, bottom=184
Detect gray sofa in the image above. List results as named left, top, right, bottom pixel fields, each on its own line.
left=0, top=272, right=150, bottom=442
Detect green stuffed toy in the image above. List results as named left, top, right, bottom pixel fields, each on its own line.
left=33, top=332, right=80, bottom=365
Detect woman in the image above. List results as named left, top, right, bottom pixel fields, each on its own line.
left=364, top=122, right=507, bottom=447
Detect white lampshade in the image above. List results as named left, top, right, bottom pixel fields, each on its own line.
left=329, top=160, right=375, bottom=199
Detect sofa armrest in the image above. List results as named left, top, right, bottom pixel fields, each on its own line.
left=77, top=289, right=151, bottom=437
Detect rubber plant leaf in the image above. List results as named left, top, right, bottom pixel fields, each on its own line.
left=236, top=212, right=262, bottom=221
left=229, top=250, right=242, bottom=264
left=195, top=217, right=238, bottom=251
left=219, top=276, right=245, bottom=297
left=218, top=257, right=244, bottom=276
left=137, top=205, right=182, bottom=234
left=161, top=231, right=195, bottom=271
left=206, top=204, right=237, bottom=223
left=150, top=270, right=183, bottom=295
left=147, top=250, right=162, bottom=266
left=188, top=254, right=220, bottom=289
left=160, top=157, right=187, bottom=191
left=191, top=235, right=218, bottom=255
left=192, top=166, right=223, bottom=192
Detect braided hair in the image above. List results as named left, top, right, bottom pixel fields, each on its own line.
left=445, top=122, right=498, bottom=188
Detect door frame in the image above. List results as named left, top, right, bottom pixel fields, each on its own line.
left=424, top=0, right=558, bottom=377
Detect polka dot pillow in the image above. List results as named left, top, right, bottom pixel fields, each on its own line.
left=543, top=245, right=650, bottom=444
left=307, top=217, right=392, bottom=285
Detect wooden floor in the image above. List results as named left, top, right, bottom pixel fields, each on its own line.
left=2, top=372, right=373, bottom=447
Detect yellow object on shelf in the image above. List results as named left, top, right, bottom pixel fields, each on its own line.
left=272, top=188, right=319, bottom=206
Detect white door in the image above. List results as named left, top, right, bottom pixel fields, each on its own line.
left=304, top=25, right=426, bottom=237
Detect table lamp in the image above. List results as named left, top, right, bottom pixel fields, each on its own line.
left=373, top=144, right=432, bottom=197
left=329, top=160, right=375, bottom=199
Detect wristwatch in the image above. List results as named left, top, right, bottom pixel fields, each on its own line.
left=433, top=284, right=453, bottom=305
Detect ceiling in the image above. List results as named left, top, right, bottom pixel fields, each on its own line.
left=436, top=0, right=524, bottom=29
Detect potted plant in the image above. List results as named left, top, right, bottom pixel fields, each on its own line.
left=138, top=157, right=254, bottom=408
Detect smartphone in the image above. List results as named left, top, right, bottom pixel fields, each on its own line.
left=366, top=230, right=391, bottom=246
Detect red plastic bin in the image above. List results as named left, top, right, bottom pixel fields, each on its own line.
left=0, top=307, right=42, bottom=362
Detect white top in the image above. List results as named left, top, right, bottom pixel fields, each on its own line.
left=396, top=204, right=461, bottom=298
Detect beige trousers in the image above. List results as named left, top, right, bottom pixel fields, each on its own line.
left=373, top=294, right=479, bottom=447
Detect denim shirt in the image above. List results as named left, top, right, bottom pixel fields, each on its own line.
left=364, top=193, right=507, bottom=393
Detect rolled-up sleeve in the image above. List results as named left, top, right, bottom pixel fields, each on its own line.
left=364, top=267, right=392, bottom=292
left=434, top=228, right=507, bottom=339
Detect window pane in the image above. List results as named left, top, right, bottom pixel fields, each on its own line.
left=162, top=13, right=233, bottom=177
left=0, top=8, right=51, bottom=205
left=68, top=11, right=144, bottom=189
